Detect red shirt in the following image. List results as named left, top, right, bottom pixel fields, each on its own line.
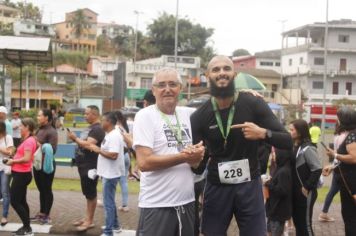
left=12, top=136, right=37, bottom=172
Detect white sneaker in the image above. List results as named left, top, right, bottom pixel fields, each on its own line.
left=101, top=226, right=122, bottom=233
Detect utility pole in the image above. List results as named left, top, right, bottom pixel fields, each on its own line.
left=174, top=0, right=179, bottom=69
left=133, top=10, right=143, bottom=76
left=321, top=0, right=329, bottom=142
left=278, top=20, right=287, bottom=101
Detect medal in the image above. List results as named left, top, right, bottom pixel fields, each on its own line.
left=177, top=142, right=184, bottom=152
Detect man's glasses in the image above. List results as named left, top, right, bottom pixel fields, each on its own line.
left=152, top=81, right=180, bottom=89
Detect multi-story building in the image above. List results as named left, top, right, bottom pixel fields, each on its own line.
left=13, top=19, right=55, bottom=37
left=0, top=4, right=20, bottom=32
left=52, top=8, right=97, bottom=53
left=282, top=19, right=356, bottom=104
left=125, top=55, right=201, bottom=107
left=96, top=22, right=132, bottom=39
left=87, top=56, right=121, bottom=85
left=233, top=49, right=281, bottom=73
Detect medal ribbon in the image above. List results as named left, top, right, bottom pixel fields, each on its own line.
left=211, top=95, right=236, bottom=147
left=157, top=106, right=183, bottom=146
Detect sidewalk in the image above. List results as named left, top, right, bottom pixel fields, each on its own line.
left=0, top=188, right=346, bottom=236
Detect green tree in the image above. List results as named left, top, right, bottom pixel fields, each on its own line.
left=53, top=51, right=89, bottom=70
left=147, top=12, right=214, bottom=56
left=16, top=2, right=41, bottom=22
left=2, top=0, right=16, bottom=8
left=97, top=35, right=115, bottom=56
left=232, top=48, right=251, bottom=57
left=69, top=9, right=89, bottom=40
left=199, top=46, right=216, bottom=69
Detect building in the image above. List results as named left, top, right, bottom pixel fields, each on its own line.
left=52, top=8, right=97, bottom=53
left=11, top=79, right=64, bottom=109
left=282, top=19, right=356, bottom=105
left=13, top=19, right=55, bottom=37
left=0, top=4, right=20, bottom=32
left=44, top=64, right=92, bottom=85
left=125, top=55, right=201, bottom=107
left=96, top=22, right=132, bottom=39
left=233, top=49, right=281, bottom=73
left=87, top=56, right=121, bottom=84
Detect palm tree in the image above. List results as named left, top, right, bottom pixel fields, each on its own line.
left=69, top=9, right=89, bottom=51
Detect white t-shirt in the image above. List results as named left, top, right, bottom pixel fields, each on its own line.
left=133, top=105, right=196, bottom=208
left=0, top=135, right=13, bottom=171
left=97, top=128, right=125, bottom=179
left=11, top=118, right=21, bottom=138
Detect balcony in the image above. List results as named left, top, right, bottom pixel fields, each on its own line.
left=282, top=43, right=356, bottom=55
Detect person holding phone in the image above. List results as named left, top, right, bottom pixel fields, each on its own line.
left=322, top=107, right=356, bottom=236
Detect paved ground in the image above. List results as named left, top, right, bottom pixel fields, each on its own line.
left=0, top=185, right=346, bottom=236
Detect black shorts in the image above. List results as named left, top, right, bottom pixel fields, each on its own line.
left=78, top=167, right=98, bottom=200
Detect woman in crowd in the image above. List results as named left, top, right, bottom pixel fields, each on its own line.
left=115, top=110, right=132, bottom=212
left=323, top=107, right=356, bottom=236
left=289, top=119, right=322, bottom=236
left=0, top=121, right=14, bottom=226
left=6, top=118, right=37, bottom=236
left=319, top=122, right=346, bottom=222
left=32, top=109, right=58, bottom=224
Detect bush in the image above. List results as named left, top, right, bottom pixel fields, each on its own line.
left=18, top=109, right=38, bottom=121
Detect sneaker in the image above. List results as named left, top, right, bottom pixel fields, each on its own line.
left=40, top=216, right=52, bottom=225
left=101, top=226, right=122, bottom=233
left=30, top=213, right=43, bottom=222
left=13, top=226, right=33, bottom=236
left=319, top=212, right=335, bottom=222
left=118, top=206, right=130, bottom=212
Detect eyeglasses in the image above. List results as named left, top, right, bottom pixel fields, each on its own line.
left=152, top=81, right=180, bottom=89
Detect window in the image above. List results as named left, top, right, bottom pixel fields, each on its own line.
left=299, top=57, right=303, bottom=65
left=338, top=35, right=349, bottom=43
left=346, top=82, right=352, bottom=95
left=182, top=58, right=195, bottom=64
left=288, top=59, right=292, bottom=66
left=65, top=35, right=69, bottom=39
left=259, top=61, right=273, bottom=66
left=141, top=78, right=152, bottom=89
left=272, top=84, right=278, bottom=92
left=26, top=24, right=31, bottom=29
left=275, top=62, right=280, bottom=66
left=314, top=57, right=324, bottom=65
left=332, top=82, right=339, bottom=94
left=167, top=57, right=176, bottom=63
left=240, top=63, right=245, bottom=67
left=312, top=81, right=323, bottom=89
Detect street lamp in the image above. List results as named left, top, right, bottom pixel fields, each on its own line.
left=321, top=0, right=329, bottom=142
left=174, top=0, right=179, bottom=69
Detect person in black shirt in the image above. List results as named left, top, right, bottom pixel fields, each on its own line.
left=190, top=55, right=292, bottom=236
left=323, top=107, right=356, bottom=236
left=68, top=105, right=105, bottom=232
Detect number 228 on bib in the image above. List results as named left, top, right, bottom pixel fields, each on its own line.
left=218, top=159, right=251, bottom=184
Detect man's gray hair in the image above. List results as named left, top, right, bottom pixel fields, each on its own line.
left=152, top=67, right=182, bottom=84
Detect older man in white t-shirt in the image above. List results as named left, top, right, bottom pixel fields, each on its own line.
left=133, top=68, right=205, bottom=236
left=89, top=112, right=124, bottom=236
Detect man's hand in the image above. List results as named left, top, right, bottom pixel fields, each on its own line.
left=240, top=89, right=263, bottom=98
left=67, top=131, right=77, bottom=142
left=6, top=159, right=14, bottom=166
left=231, top=122, right=267, bottom=140
left=322, top=164, right=334, bottom=176
left=301, top=187, right=309, bottom=197
left=88, top=144, right=100, bottom=153
left=325, top=147, right=335, bottom=158
left=181, top=141, right=205, bottom=167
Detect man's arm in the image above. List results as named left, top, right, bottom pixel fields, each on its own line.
left=135, top=145, right=203, bottom=172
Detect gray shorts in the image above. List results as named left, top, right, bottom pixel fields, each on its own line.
left=137, top=201, right=195, bottom=236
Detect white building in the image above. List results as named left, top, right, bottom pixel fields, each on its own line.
left=282, top=19, right=356, bottom=104
left=125, top=55, right=201, bottom=106
left=96, top=22, right=132, bottom=39
left=87, top=56, right=124, bottom=85
left=13, top=19, right=55, bottom=37
left=255, top=49, right=281, bottom=73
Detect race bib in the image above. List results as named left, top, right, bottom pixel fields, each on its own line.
left=218, top=159, right=251, bottom=184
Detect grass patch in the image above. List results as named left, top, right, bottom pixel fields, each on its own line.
left=29, top=178, right=140, bottom=194
left=317, top=186, right=340, bottom=203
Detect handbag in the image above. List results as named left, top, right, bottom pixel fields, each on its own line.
left=33, top=145, right=43, bottom=170
left=338, top=165, right=356, bottom=205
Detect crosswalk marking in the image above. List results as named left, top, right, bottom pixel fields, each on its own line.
left=0, top=223, right=51, bottom=233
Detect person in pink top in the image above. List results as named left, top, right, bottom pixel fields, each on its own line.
left=5, top=118, right=37, bottom=236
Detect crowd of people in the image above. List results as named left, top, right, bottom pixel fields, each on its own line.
left=0, top=55, right=354, bottom=236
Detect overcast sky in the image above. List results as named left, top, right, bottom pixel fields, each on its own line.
left=24, top=0, right=356, bottom=55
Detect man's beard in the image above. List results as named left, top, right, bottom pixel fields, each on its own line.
left=210, top=78, right=235, bottom=98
